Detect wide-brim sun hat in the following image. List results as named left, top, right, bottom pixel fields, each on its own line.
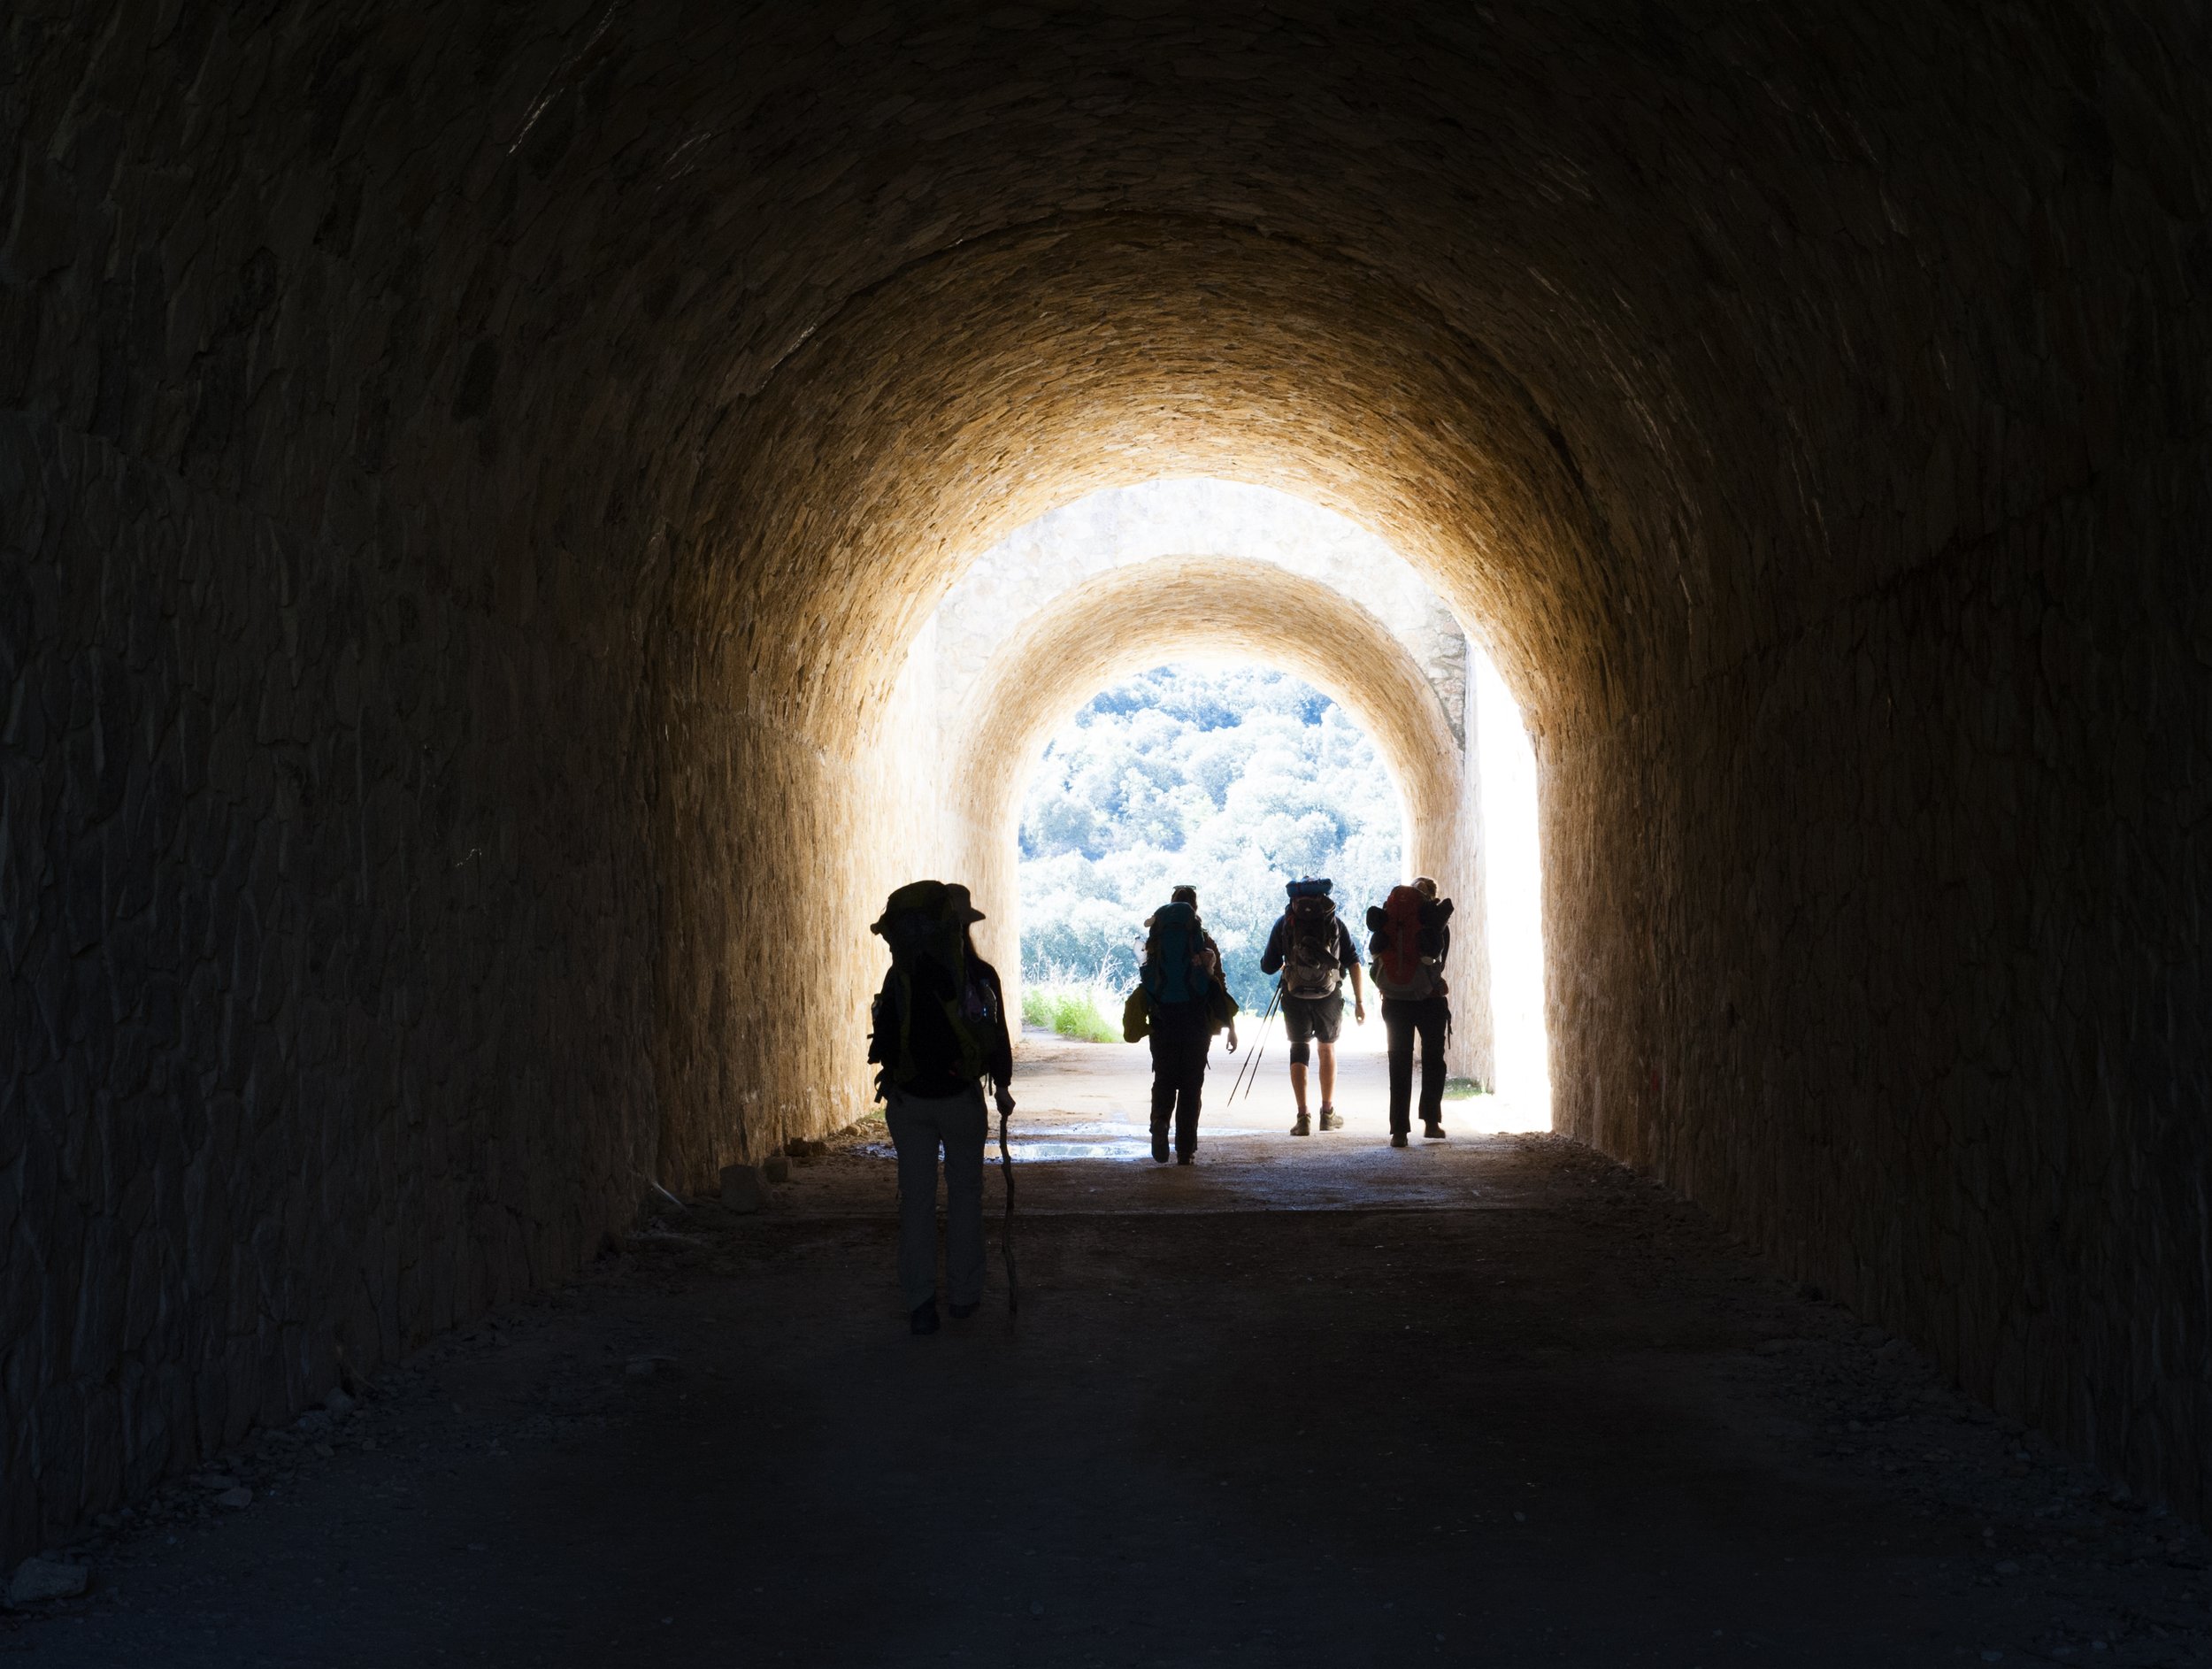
left=872, top=878, right=986, bottom=934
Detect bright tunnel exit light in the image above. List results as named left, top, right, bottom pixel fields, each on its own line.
left=1475, top=649, right=1551, bottom=1123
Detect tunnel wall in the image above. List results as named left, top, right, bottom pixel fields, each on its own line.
left=0, top=405, right=660, bottom=1558
left=0, top=12, right=665, bottom=1561
left=1552, top=449, right=2212, bottom=1505
left=1454, top=678, right=1495, bottom=1093
left=651, top=622, right=948, bottom=1186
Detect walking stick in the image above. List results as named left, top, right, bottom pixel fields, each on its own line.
left=1230, top=982, right=1283, bottom=1104
left=1227, top=985, right=1271, bottom=1104
left=995, top=1089, right=1019, bottom=1316
left=1235, top=1025, right=1273, bottom=1105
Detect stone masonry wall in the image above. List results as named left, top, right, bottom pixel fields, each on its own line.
left=1550, top=450, right=2212, bottom=1515
left=0, top=7, right=664, bottom=1562
left=933, top=481, right=1470, bottom=742
left=0, top=407, right=658, bottom=1563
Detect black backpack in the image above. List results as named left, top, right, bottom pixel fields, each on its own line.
left=869, top=881, right=990, bottom=1094
left=1280, top=893, right=1342, bottom=1000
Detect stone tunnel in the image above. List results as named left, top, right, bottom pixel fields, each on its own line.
left=4, top=0, right=2210, bottom=1626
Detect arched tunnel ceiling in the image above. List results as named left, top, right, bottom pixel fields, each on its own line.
left=269, top=1, right=2186, bottom=745
left=930, top=480, right=1471, bottom=742
left=690, top=217, right=1613, bottom=737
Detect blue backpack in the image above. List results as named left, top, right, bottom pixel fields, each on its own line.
left=1140, top=902, right=1215, bottom=1006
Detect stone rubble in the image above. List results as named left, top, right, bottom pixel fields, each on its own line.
left=6, top=1558, right=89, bottom=1607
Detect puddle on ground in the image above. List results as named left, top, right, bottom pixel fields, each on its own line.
left=997, top=1138, right=1155, bottom=1162
left=849, top=1134, right=1157, bottom=1162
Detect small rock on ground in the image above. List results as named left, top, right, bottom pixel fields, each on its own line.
left=8, top=1560, right=89, bottom=1606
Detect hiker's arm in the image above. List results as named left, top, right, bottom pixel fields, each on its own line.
left=1258, top=920, right=1285, bottom=975
left=982, top=967, right=1015, bottom=1101
left=866, top=981, right=894, bottom=1101
left=1348, top=957, right=1367, bottom=1022
left=988, top=1043, right=1015, bottom=1113
left=865, top=982, right=888, bottom=1065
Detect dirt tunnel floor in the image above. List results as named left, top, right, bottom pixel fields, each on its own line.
left=7, top=1047, right=2210, bottom=1666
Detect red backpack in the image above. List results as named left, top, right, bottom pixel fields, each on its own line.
left=1368, top=884, right=1446, bottom=1000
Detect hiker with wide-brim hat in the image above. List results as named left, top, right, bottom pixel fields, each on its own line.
left=868, top=881, right=1015, bottom=1334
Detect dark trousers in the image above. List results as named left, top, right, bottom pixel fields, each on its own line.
left=1148, top=1000, right=1211, bottom=1155
left=1383, top=996, right=1451, bottom=1134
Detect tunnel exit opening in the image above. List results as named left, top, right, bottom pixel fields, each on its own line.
left=1015, top=658, right=1410, bottom=1057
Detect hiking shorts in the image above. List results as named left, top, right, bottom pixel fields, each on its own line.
left=1280, top=991, right=1345, bottom=1063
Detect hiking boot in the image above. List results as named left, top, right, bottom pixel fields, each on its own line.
left=1151, top=1127, right=1170, bottom=1164
left=1423, top=1119, right=1447, bottom=1140
left=910, top=1299, right=941, bottom=1334
left=949, top=1300, right=979, bottom=1319
left=1389, top=1132, right=1409, bottom=1149
left=1319, top=1105, right=1343, bottom=1131
left=1291, top=1110, right=1312, bottom=1136
left=1176, top=1151, right=1194, bottom=1165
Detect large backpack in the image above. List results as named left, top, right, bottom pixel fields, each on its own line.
left=1140, top=901, right=1215, bottom=1007
left=1367, top=884, right=1453, bottom=1000
left=870, top=881, right=990, bottom=1092
left=1280, top=884, right=1343, bottom=1000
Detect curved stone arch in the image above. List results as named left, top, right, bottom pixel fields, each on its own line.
left=933, top=480, right=1472, bottom=744
left=946, top=555, right=1493, bottom=1084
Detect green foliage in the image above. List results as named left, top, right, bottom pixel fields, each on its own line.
left=1443, top=1076, right=1486, bottom=1099
left=1022, top=978, right=1119, bottom=1042
left=1049, top=988, right=1119, bottom=1043
left=1019, top=664, right=1403, bottom=1014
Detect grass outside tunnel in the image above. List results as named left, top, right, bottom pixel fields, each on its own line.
left=1022, top=979, right=1122, bottom=1042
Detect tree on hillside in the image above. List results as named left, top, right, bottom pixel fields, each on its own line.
left=1019, top=664, right=1405, bottom=1013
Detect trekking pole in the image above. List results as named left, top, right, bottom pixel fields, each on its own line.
left=1236, top=1025, right=1272, bottom=1104
left=1229, top=983, right=1279, bottom=1104
left=1230, top=983, right=1282, bottom=1104
left=995, top=1088, right=1019, bottom=1317
left=1225, top=990, right=1262, bottom=1104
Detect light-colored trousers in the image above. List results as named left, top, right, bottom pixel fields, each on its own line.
left=885, top=1084, right=987, bottom=1311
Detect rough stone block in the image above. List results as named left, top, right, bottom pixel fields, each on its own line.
left=718, top=1165, right=764, bottom=1214
left=6, top=1557, right=89, bottom=1606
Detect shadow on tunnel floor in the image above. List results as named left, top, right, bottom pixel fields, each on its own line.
left=7, top=1141, right=2206, bottom=1666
